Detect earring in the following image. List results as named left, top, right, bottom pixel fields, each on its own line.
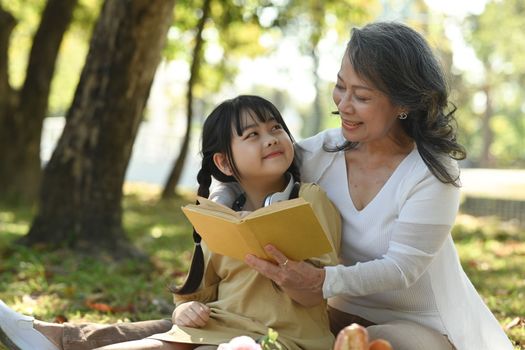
left=398, top=112, right=408, bottom=120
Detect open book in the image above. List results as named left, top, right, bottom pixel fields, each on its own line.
left=181, top=196, right=334, bottom=262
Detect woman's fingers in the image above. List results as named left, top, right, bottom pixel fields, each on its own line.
left=264, top=244, right=289, bottom=266
left=244, top=245, right=290, bottom=278
left=245, top=246, right=325, bottom=294
left=245, top=253, right=281, bottom=278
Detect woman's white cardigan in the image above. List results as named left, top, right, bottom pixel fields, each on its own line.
left=298, top=128, right=513, bottom=350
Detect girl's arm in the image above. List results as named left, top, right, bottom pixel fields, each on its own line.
left=172, top=243, right=220, bottom=326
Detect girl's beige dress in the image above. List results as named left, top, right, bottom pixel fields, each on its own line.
left=149, top=183, right=341, bottom=349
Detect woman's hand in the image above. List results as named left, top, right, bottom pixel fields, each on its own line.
left=172, top=301, right=211, bottom=328
left=244, top=245, right=326, bottom=307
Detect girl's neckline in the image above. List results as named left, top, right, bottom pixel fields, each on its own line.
left=233, top=173, right=296, bottom=211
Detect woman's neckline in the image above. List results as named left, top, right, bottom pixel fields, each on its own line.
left=344, top=146, right=417, bottom=213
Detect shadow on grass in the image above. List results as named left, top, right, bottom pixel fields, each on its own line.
left=0, top=190, right=194, bottom=326
left=0, top=193, right=523, bottom=349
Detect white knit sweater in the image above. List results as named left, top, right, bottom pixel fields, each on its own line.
left=299, top=128, right=513, bottom=350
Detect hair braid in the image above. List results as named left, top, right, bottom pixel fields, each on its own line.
left=170, top=161, right=213, bottom=295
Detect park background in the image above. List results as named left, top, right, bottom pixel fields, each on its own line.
left=0, top=0, right=523, bottom=349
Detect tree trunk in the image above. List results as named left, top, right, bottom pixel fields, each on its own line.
left=0, top=7, right=17, bottom=155
left=161, top=0, right=211, bottom=199
left=0, top=0, right=77, bottom=203
left=301, top=3, right=323, bottom=138
left=24, top=0, right=175, bottom=259
left=0, top=7, right=16, bottom=107
left=308, top=46, right=323, bottom=137
left=479, top=84, right=494, bottom=167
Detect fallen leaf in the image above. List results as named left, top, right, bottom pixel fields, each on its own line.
left=54, top=315, right=68, bottom=323
left=85, top=300, right=134, bottom=313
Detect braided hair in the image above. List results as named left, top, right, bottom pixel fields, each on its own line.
left=172, top=95, right=300, bottom=295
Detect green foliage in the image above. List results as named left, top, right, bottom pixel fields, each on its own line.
left=490, top=113, right=525, bottom=167
left=258, top=328, right=283, bottom=350
left=3, top=0, right=102, bottom=115
left=460, top=0, right=525, bottom=167
left=3, top=0, right=46, bottom=88
left=162, top=0, right=279, bottom=100
left=48, top=0, right=102, bottom=115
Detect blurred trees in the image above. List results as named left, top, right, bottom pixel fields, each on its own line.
left=0, top=0, right=77, bottom=203
left=0, top=0, right=523, bottom=258
left=161, top=0, right=299, bottom=197
left=162, top=0, right=376, bottom=197
left=24, top=0, right=175, bottom=258
left=162, top=0, right=211, bottom=199
left=462, top=0, right=525, bottom=167
left=277, top=0, right=375, bottom=137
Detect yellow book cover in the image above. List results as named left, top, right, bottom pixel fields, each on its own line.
left=181, top=196, right=334, bottom=262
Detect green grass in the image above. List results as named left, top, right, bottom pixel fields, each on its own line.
left=452, top=214, right=525, bottom=349
left=0, top=184, right=524, bottom=349
left=0, top=184, right=195, bottom=327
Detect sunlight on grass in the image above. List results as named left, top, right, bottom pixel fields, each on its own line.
left=453, top=214, right=525, bottom=349
left=0, top=209, right=30, bottom=238
left=1, top=185, right=524, bottom=349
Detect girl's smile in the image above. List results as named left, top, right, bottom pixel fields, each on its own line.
left=263, top=150, right=284, bottom=159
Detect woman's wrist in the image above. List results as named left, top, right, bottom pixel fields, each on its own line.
left=308, top=266, right=326, bottom=296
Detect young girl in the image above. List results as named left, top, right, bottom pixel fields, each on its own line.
left=0, top=95, right=340, bottom=350
left=149, top=94, right=341, bottom=350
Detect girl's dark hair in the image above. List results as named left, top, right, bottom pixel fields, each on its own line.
left=330, top=21, right=466, bottom=186
left=171, top=95, right=300, bottom=295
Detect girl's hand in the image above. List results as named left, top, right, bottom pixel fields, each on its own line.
left=172, top=301, right=211, bottom=328
left=245, top=245, right=326, bottom=306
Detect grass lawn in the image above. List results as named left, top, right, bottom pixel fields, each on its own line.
left=0, top=183, right=524, bottom=349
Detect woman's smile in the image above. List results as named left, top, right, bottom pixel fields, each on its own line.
left=341, top=119, right=363, bottom=131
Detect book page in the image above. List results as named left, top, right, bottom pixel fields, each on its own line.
left=183, top=197, right=241, bottom=222
left=192, top=196, right=308, bottom=220
left=243, top=198, right=307, bottom=219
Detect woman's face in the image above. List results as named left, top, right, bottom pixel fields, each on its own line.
left=332, top=53, right=405, bottom=145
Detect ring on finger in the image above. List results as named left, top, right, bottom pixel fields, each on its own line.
left=281, top=259, right=289, bottom=267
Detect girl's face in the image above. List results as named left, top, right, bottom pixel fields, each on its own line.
left=332, top=53, right=405, bottom=144
left=221, top=111, right=294, bottom=183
